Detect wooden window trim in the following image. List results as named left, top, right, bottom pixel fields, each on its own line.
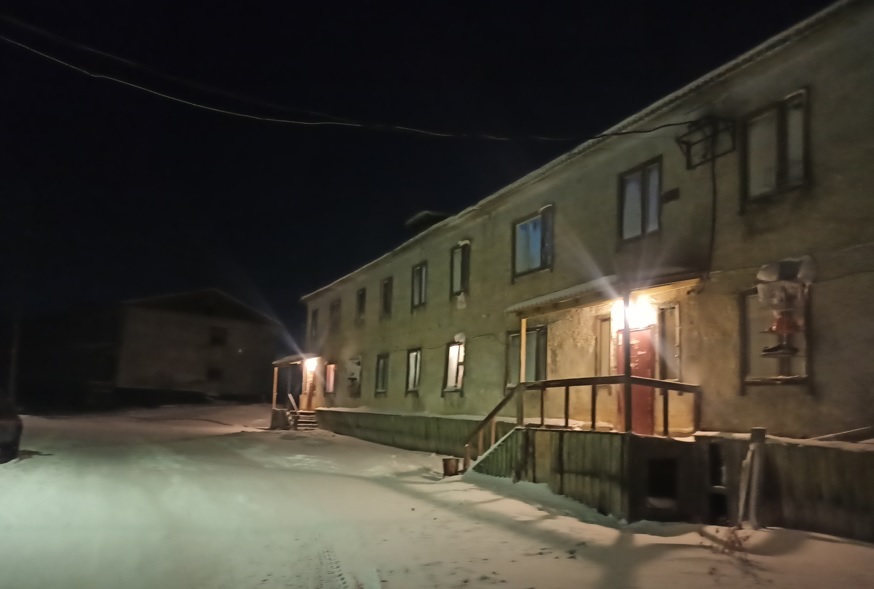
left=617, top=156, right=663, bottom=244
left=442, top=341, right=465, bottom=396
left=449, top=242, right=471, bottom=297
left=411, top=262, right=428, bottom=310
left=405, top=348, right=422, bottom=395
left=380, top=277, right=393, bottom=319
left=374, top=353, right=389, bottom=396
left=739, top=88, right=810, bottom=212
left=511, top=204, right=555, bottom=282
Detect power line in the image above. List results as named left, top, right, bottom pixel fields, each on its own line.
left=0, top=13, right=357, bottom=125
left=0, top=22, right=699, bottom=142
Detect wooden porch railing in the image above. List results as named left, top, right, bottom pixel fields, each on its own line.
left=462, top=375, right=702, bottom=472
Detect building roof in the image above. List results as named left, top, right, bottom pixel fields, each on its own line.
left=301, top=0, right=857, bottom=303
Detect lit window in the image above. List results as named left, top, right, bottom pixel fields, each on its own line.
left=445, top=342, right=465, bottom=391
left=743, top=90, right=807, bottom=203
left=620, top=160, right=661, bottom=241
left=411, top=263, right=427, bottom=309
left=450, top=243, right=470, bottom=296
left=375, top=354, right=389, bottom=394
left=325, top=363, right=336, bottom=394
left=513, top=205, right=554, bottom=277
left=406, top=349, right=422, bottom=392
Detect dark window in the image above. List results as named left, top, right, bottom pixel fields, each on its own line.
left=444, top=342, right=465, bottom=391
left=406, top=349, right=422, bottom=393
left=411, top=262, right=427, bottom=309
left=450, top=243, right=471, bottom=296
left=207, top=367, right=223, bottom=382
left=209, top=326, right=228, bottom=346
left=506, top=327, right=547, bottom=387
left=375, top=354, right=389, bottom=395
left=513, top=205, right=554, bottom=278
left=355, top=288, right=366, bottom=323
left=329, top=299, right=341, bottom=332
left=620, top=159, right=661, bottom=241
left=380, top=277, right=393, bottom=318
left=742, top=90, right=807, bottom=205
left=309, top=308, right=319, bottom=339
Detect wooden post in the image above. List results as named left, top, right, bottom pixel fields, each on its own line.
left=518, top=316, right=528, bottom=427
left=662, top=388, right=669, bottom=437
left=564, top=385, right=570, bottom=428
left=749, top=427, right=766, bottom=529
left=539, top=386, right=545, bottom=427
left=477, top=428, right=484, bottom=457
left=622, top=290, right=633, bottom=433
left=590, top=384, right=597, bottom=431
left=490, top=418, right=497, bottom=446
left=271, top=366, right=279, bottom=410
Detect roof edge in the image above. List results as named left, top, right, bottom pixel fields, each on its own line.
left=301, top=0, right=856, bottom=303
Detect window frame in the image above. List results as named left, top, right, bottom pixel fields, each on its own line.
left=738, top=286, right=811, bottom=393
left=309, top=308, right=319, bottom=340
left=328, top=298, right=341, bottom=332
left=740, top=89, right=809, bottom=210
left=443, top=341, right=465, bottom=395
left=355, top=288, right=366, bottom=324
left=324, top=363, right=336, bottom=394
left=411, top=262, right=428, bottom=310
left=450, top=242, right=471, bottom=297
left=505, top=326, right=548, bottom=389
left=617, top=156, right=662, bottom=243
left=511, top=204, right=554, bottom=280
left=380, top=277, right=393, bottom=319
left=374, top=353, right=389, bottom=396
left=405, top=348, right=422, bottom=395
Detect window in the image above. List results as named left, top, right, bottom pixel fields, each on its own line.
left=513, top=205, right=554, bottom=278
left=309, top=308, right=319, bottom=339
left=325, top=363, right=336, bottom=394
left=329, top=299, right=341, bottom=331
left=411, top=262, right=427, bottom=309
left=506, top=327, right=547, bottom=387
left=206, top=366, right=223, bottom=382
left=450, top=242, right=470, bottom=296
left=380, top=277, right=393, bottom=318
left=620, top=159, right=661, bottom=241
left=375, top=354, right=389, bottom=395
left=740, top=287, right=808, bottom=388
left=742, top=90, right=807, bottom=204
left=406, top=349, right=422, bottom=393
left=209, top=326, right=228, bottom=346
left=444, top=342, right=465, bottom=392
left=355, top=288, right=366, bottom=323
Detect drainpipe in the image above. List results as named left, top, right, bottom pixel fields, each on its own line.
left=271, top=366, right=279, bottom=410
left=622, top=289, right=633, bottom=433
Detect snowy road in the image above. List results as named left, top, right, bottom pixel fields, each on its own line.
left=2, top=404, right=873, bottom=589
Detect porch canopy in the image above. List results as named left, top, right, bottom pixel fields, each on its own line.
left=271, top=353, right=317, bottom=410
left=504, top=269, right=703, bottom=434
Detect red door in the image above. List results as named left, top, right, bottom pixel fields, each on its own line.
left=616, top=328, right=655, bottom=435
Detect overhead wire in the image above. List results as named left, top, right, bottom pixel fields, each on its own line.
left=0, top=16, right=699, bottom=141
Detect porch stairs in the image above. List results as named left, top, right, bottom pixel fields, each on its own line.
left=292, top=410, right=319, bottom=431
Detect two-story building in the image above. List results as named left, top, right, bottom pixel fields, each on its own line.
left=301, top=0, right=874, bottom=444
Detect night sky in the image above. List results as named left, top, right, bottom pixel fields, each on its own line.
left=0, top=0, right=835, bottom=344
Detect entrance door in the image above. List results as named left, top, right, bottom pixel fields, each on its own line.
left=616, top=328, right=656, bottom=435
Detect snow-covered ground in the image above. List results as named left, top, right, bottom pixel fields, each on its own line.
left=1, top=404, right=873, bottom=589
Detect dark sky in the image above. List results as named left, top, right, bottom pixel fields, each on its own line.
left=0, top=0, right=835, bottom=344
